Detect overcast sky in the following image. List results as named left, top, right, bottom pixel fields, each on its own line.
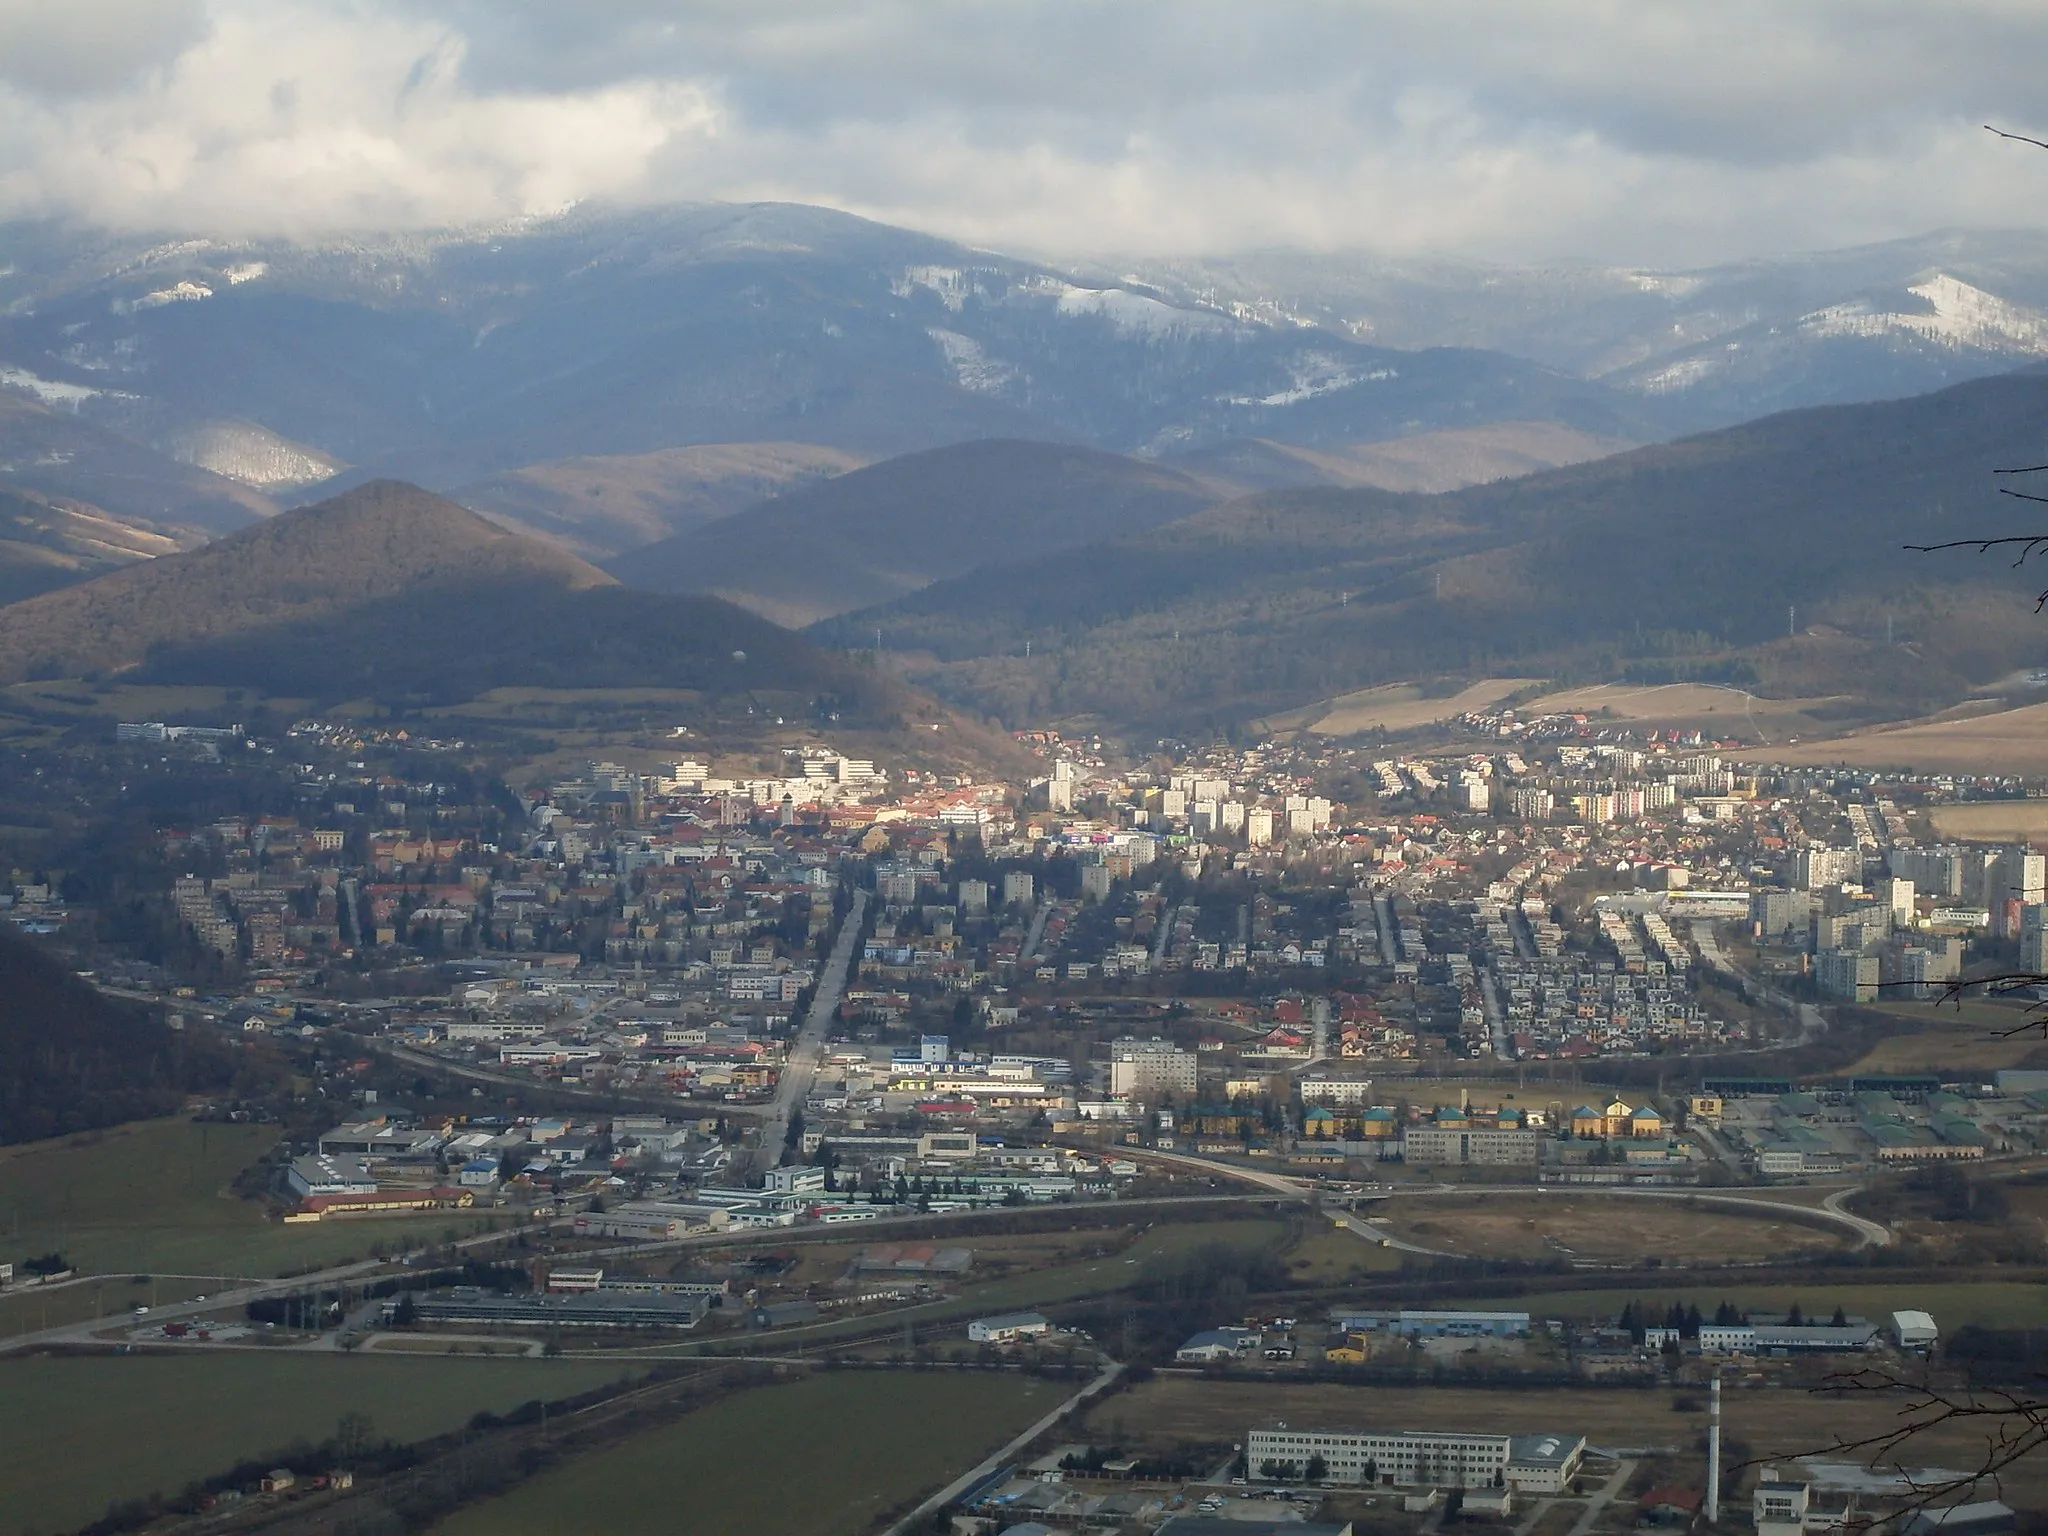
left=2, top=0, right=2046, bottom=266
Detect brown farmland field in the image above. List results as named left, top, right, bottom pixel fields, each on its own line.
left=1731, top=700, right=2048, bottom=775
left=1370, top=1193, right=1850, bottom=1265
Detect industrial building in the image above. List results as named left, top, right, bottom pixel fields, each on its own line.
left=1400, top=1125, right=1540, bottom=1166
left=1331, top=1309, right=1531, bottom=1339
left=967, top=1310, right=1051, bottom=1343
left=406, top=1287, right=709, bottom=1329
left=1245, top=1426, right=1584, bottom=1492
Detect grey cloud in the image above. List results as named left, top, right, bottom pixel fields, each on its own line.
left=2, top=0, right=2047, bottom=264
left=0, top=0, right=211, bottom=94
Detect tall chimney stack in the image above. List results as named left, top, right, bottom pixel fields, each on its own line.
left=1707, top=1372, right=1722, bottom=1524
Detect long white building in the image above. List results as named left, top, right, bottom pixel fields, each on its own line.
left=1246, top=1426, right=1584, bottom=1492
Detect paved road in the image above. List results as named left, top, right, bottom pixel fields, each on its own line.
left=1021, top=899, right=1054, bottom=965
left=880, top=1361, right=1124, bottom=1536
left=1566, top=1457, right=1635, bottom=1536
left=0, top=1253, right=398, bottom=1356
left=1125, top=1146, right=1313, bottom=1199
left=1479, top=970, right=1511, bottom=1058
left=1334, top=1211, right=1453, bottom=1257
left=749, top=889, right=867, bottom=1180
left=1151, top=902, right=1178, bottom=968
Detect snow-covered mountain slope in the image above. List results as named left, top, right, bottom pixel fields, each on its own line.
left=0, top=204, right=1671, bottom=495
left=1123, top=231, right=2048, bottom=427
left=3, top=208, right=2047, bottom=521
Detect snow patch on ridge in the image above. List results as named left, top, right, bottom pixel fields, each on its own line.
left=925, top=328, right=1020, bottom=395
left=0, top=365, right=126, bottom=408
left=1800, top=273, right=2048, bottom=354
left=118, top=281, right=214, bottom=314
left=1223, top=351, right=1394, bottom=408
left=1054, top=283, right=1234, bottom=336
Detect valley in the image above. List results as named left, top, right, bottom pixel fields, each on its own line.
left=7, top=192, right=2048, bottom=1536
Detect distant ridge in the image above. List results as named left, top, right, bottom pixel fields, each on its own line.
left=0, top=479, right=606, bottom=684
left=0, top=486, right=190, bottom=606
left=614, top=439, right=1219, bottom=626
left=837, top=372, right=2048, bottom=731
left=0, top=480, right=932, bottom=732
left=454, top=441, right=868, bottom=559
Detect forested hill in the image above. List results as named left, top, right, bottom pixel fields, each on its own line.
left=829, top=371, right=2048, bottom=731
left=0, top=929, right=238, bottom=1144
left=611, top=439, right=1219, bottom=627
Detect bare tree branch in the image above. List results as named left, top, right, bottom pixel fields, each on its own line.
left=1744, top=1370, right=2048, bottom=1525
left=1902, top=535, right=2048, bottom=564
left=1901, top=535, right=2048, bottom=609
left=1986, top=124, right=2048, bottom=152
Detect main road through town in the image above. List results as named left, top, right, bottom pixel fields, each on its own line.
left=748, top=888, right=867, bottom=1180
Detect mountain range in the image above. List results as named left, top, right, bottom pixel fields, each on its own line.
left=9, top=207, right=2048, bottom=535
left=815, top=373, right=2048, bottom=733
left=6, top=205, right=2048, bottom=744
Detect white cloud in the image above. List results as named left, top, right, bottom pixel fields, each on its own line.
left=0, top=0, right=2045, bottom=263
left=0, top=2, right=717, bottom=234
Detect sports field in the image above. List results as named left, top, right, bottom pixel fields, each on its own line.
left=0, top=1354, right=642, bottom=1536
left=0, top=1120, right=501, bottom=1304
left=434, top=1370, right=1058, bottom=1536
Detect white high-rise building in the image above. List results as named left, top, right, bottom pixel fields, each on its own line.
left=1986, top=850, right=2046, bottom=938
left=1108, top=1038, right=1197, bottom=1098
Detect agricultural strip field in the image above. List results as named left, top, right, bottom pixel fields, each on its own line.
left=1846, top=1006, right=2048, bottom=1075
left=1087, top=1378, right=2048, bottom=1508
left=1276, top=679, right=1543, bottom=736
left=0, top=1119, right=501, bottom=1295
left=434, top=1370, right=1059, bottom=1536
left=0, top=1354, right=642, bottom=1536
left=1730, top=700, right=2048, bottom=775
left=1468, top=1282, right=2048, bottom=1332
left=1369, top=1194, right=1852, bottom=1265
left=1927, top=801, right=2048, bottom=843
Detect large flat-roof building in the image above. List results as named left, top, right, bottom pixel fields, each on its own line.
left=1401, top=1125, right=1540, bottom=1166
left=1108, top=1038, right=1197, bottom=1098
left=1245, top=1426, right=1583, bottom=1492
left=1331, top=1309, right=1531, bottom=1340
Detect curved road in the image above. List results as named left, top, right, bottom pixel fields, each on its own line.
left=1123, top=1148, right=1891, bottom=1247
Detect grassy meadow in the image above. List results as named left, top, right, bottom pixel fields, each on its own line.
left=0, top=1354, right=643, bottom=1536
left=434, top=1370, right=1056, bottom=1536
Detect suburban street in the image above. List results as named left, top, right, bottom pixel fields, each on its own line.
left=747, top=888, right=867, bottom=1180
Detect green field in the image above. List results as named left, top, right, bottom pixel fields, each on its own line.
left=1476, top=1281, right=2048, bottom=1331
left=951, top=1216, right=1290, bottom=1313
left=0, top=1354, right=644, bottom=1536
left=435, top=1370, right=1057, bottom=1536
left=0, top=1119, right=501, bottom=1295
